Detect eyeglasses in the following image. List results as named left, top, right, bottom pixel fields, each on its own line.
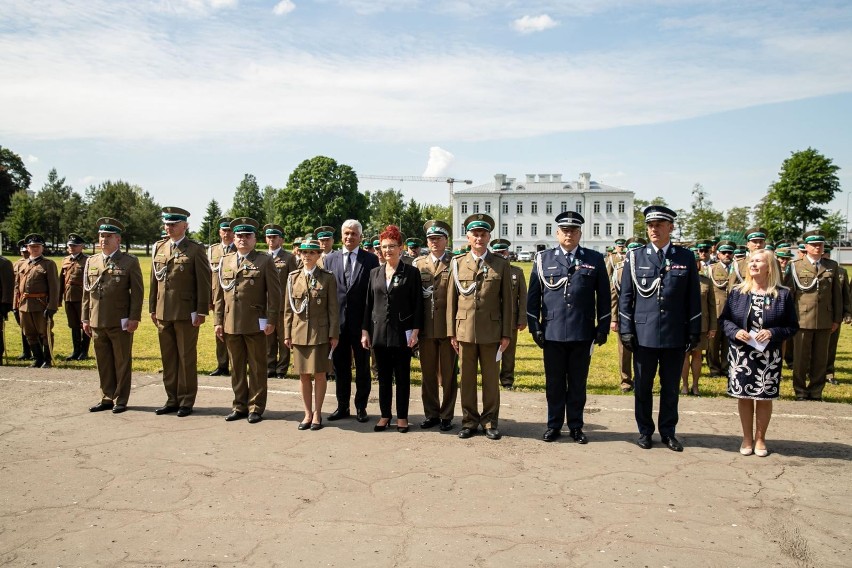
left=380, top=244, right=399, bottom=250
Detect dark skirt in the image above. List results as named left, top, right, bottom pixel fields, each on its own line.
left=726, top=345, right=782, bottom=400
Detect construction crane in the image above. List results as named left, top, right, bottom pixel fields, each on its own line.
left=359, top=175, right=473, bottom=206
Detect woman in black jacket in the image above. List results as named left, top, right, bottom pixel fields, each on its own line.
left=361, top=226, right=423, bottom=433
left=719, top=250, right=798, bottom=457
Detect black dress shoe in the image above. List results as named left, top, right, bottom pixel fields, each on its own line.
left=267, top=370, right=276, bottom=379
left=542, top=428, right=561, bottom=442
left=637, top=434, right=653, bottom=449
left=112, top=404, right=127, bottom=414
left=155, top=405, right=179, bottom=415
left=328, top=408, right=350, bottom=421
left=247, top=412, right=263, bottom=424
left=29, top=361, right=43, bottom=368
left=176, top=406, right=193, bottom=417
left=298, top=420, right=311, bottom=430
left=661, top=436, right=683, bottom=452
left=485, top=428, right=502, bottom=440
left=276, top=374, right=286, bottom=379
left=225, top=410, right=248, bottom=421
left=310, top=417, right=323, bottom=431
left=397, top=424, right=409, bottom=433
left=374, top=418, right=390, bottom=432
left=420, top=417, right=441, bottom=429
left=827, top=376, right=838, bottom=385
left=208, top=367, right=229, bottom=376
left=458, top=427, right=475, bottom=439
left=356, top=408, right=368, bottom=423
left=570, top=428, right=588, bottom=444
left=439, top=419, right=454, bottom=431
left=89, top=402, right=114, bottom=412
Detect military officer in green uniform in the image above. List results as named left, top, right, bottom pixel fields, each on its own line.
left=490, top=238, right=527, bottom=390
left=215, top=218, right=282, bottom=424
left=60, top=233, right=90, bottom=360
left=14, top=234, right=59, bottom=368
left=606, top=238, right=627, bottom=280
left=12, top=240, right=33, bottom=360
left=448, top=214, right=513, bottom=440
left=413, top=220, right=458, bottom=430
left=83, top=219, right=144, bottom=413
left=404, top=238, right=421, bottom=265
left=610, top=237, right=646, bottom=392
left=207, top=217, right=234, bottom=376
left=789, top=231, right=841, bottom=400
left=150, top=206, right=212, bottom=417
left=315, top=225, right=335, bottom=263
left=705, top=240, right=736, bottom=377
left=264, top=223, right=299, bottom=378
left=822, top=244, right=851, bottom=385
left=0, top=252, right=14, bottom=364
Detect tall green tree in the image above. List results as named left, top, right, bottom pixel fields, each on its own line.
left=128, top=189, right=164, bottom=254
left=819, top=210, right=845, bottom=242
left=85, top=180, right=161, bottom=252
left=399, top=199, right=424, bottom=242
left=62, top=192, right=89, bottom=242
left=274, top=156, right=368, bottom=239
left=229, top=174, right=264, bottom=224
left=364, top=188, right=405, bottom=238
left=682, top=183, right=724, bottom=240
left=1, top=191, right=42, bottom=245
left=633, top=196, right=668, bottom=237
left=422, top=203, right=453, bottom=239
left=195, top=199, right=223, bottom=244
left=35, top=168, right=73, bottom=246
left=262, top=185, right=278, bottom=227
left=766, top=147, right=842, bottom=237
left=724, top=206, right=751, bottom=233
left=0, top=145, right=32, bottom=219
left=752, top=189, right=790, bottom=241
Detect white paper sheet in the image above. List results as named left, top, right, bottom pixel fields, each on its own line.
left=747, top=330, right=769, bottom=352
left=258, top=318, right=268, bottom=331
left=121, top=318, right=128, bottom=331
left=191, top=311, right=198, bottom=325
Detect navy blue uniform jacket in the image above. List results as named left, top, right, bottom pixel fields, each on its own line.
left=618, top=243, right=701, bottom=349
left=526, top=246, right=611, bottom=342
left=719, top=287, right=798, bottom=349
left=323, top=248, right=380, bottom=337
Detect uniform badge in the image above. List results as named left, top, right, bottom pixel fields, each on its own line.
left=317, top=298, right=322, bottom=305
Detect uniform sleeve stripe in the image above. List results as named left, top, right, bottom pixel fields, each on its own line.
left=618, top=311, right=632, bottom=321
left=598, top=313, right=611, bottom=320
left=526, top=311, right=538, bottom=319
left=690, top=313, right=701, bottom=321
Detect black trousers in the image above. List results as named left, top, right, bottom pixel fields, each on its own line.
left=374, top=345, right=411, bottom=419
left=333, top=328, right=372, bottom=411
left=633, top=346, right=682, bottom=437
left=544, top=340, right=593, bottom=430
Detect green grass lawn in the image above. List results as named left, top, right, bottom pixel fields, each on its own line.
left=5, top=254, right=851, bottom=403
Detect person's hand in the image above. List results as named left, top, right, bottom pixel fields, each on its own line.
left=620, top=333, right=636, bottom=353
left=610, top=321, right=619, bottom=332
left=330, top=337, right=339, bottom=351
left=407, top=329, right=419, bottom=349
left=532, top=330, right=545, bottom=349
left=499, top=337, right=510, bottom=352
left=150, top=313, right=158, bottom=325
left=193, top=314, right=206, bottom=327
left=284, top=338, right=292, bottom=349
left=754, top=329, right=772, bottom=343
left=450, top=336, right=459, bottom=354
left=361, top=330, right=371, bottom=350
left=685, top=334, right=701, bottom=352
left=831, top=322, right=840, bottom=333
left=82, top=322, right=92, bottom=337
left=126, top=320, right=139, bottom=333
left=735, top=329, right=750, bottom=343
left=708, top=329, right=716, bottom=339
left=517, top=323, right=527, bottom=331
left=215, top=325, right=224, bottom=340
left=264, top=323, right=275, bottom=336
left=594, top=331, right=608, bottom=346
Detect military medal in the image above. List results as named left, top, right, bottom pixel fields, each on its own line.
left=317, top=298, right=322, bottom=305
left=642, top=278, right=647, bottom=286
left=179, top=265, right=184, bottom=271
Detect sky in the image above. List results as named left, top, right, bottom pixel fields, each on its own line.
left=3, top=0, right=852, bottom=228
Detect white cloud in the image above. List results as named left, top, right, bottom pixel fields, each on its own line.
left=423, top=147, right=455, bottom=177
left=273, top=0, right=295, bottom=16
left=512, top=14, right=559, bottom=34
left=27, top=154, right=39, bottom=163
left=153, top=0, right=239, bottom=14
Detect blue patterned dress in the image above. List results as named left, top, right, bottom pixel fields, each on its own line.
left=727, top=295, right=782, bottom=400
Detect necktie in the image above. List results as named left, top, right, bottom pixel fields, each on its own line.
left=657, top=249, right=664, bottom=265
left=476, top=257, right=483, bottom=270
left=344, top=252, right=351, bottom=286
left=170, top=242, right=176, bottom=256
left=433, top=256, right=439, bottom=269
left=566, top=252, right=573, bottom=265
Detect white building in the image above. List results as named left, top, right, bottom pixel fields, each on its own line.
left=452, top=172, right=634, bottom=254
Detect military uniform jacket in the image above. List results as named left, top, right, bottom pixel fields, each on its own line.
left=527, top=246, right=610, bottom=342
left=82, top=251, right=145, bottom=328
left=610, top=261, right=625, bottom=324
left=60, top=253, right=88, bottom=303
left=14, top=256, right=60, bottom=312
left=149, top=238, right=212, bottom=320
left=413, top=253, right=452, bottom=339
left=447, top=251, right=513, bottom=343
left=698, top=273, right=718, bottom=334
left=0, top=256, right=14, bottom=306
left=214, top=250, right=282, bottom=335
left=283, top=268, right=339, bottom=345
left=706, top=261, right=732, bottom=321
left=606, top=251, right=625, bottom=281
left=363, top=261, right=423, bottom=348
left=269, top=248, right=300, bottom=299
left=510, top=264, right=528, bottom=328
left=838, top=266, right=851, bottom=319
left=618, top=243, right=701, bottom=348
left=788, top=257, right=842, bottom=330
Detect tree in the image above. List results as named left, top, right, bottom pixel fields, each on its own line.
left=262, top=185, right=278, bottom=227
left=633, top=196, right=668, bottom=237
left=128, top=189, right=164, bottom=254
left=767, top=147, right=842, bottom=237
left=274, top=156, right=368, bottom=240
left=195, top=199, right=223, bottom=244
left=85, top=180, right=161, bottom=252
left=0, top=145, right=32, bottom=219
left=364, top=188, right=405, bottom=238
left=681, top=183, right=723, bottom=240
left=752, top=189, right=791, bottom=242
left=819, top=210, right=845, bottom=242
left=1, top=191, right=42, bottom=245
left=724, top=206, right=750, bottom=233
left=61, top=192, right=88, bottom=242
left=35, top=168, right=73, bottom=246
left=399, top=199, right=424, bottom=242
left=422, top=203, right=453, bottom=239
left=229, top=174, right=264, bottom=224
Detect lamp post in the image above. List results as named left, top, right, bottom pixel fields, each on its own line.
left=846, top=191, right=851, bottom=244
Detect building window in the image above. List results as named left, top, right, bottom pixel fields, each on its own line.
left=593, top=223, right=600, bottom=236
left=546, top=201, right=552, bottom=215
left=606, top=201, right=612, bottom=213
left=502, top=202, right=509, bottom=215
left=516, top=202, right=523, bottom=215
left=501, top=223, right=508, bottom=237
left=575, top=201, right=582, bottom=214
left=618, top=200, right=625, bottom=214
left=531, top=202, right=538, bottom=215
left=516, top=223, right=523, bottom=236
left=545, top=223, right=552, bottom=236
left=461, top=223, right=466, bottom=235
left=516, top=245, right=523, bottom=253
left=593, top=201, right=600, bottom=214
left=531, top=223, right=538, bottom=236
left=461, top=202, right=468, bottom=214
left=618, top=223, right=625, bottom=236
left=560, top=201, right=567, bottom=212
left=605, top=223, right=612, bottom=236
left=485, top=201, right=491, bottom=213
left=473, top=202, right=479, bottom=213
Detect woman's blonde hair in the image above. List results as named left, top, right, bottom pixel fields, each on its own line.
left=735, top=249, right=782, bottom=297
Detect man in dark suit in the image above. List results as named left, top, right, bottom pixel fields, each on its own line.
left=619, top=205, right=701, bottom=451
left=324, top=219, right=380, bottom=422
left=527, top=212, right=610, bottom=443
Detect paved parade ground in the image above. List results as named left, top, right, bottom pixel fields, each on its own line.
left=1, top=367, right=850, bottom=567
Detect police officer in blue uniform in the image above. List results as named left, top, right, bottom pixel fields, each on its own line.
left=527, top=211, right=610, bottom=443
left=618, top=205, right=701, bottom=451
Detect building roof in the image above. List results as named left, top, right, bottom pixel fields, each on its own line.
left=454, top=173, right=632, bottom=195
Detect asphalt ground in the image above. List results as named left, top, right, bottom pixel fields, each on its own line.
left=1, top=366, right=850, bottom=567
